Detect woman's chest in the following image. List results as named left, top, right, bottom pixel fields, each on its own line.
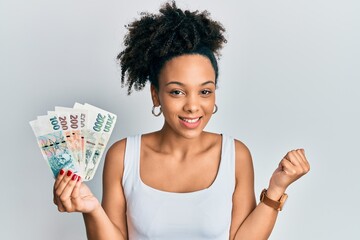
left=140, top=150, right=221, bottom=193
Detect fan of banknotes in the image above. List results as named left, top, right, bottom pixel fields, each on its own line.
left=30, top=103, right=117, bottom=181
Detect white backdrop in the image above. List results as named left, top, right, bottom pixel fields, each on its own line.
left=1, top=0, right=359, bottom=239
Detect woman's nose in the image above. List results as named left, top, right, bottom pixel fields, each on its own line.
left=183, top=95, right=200, bottom=113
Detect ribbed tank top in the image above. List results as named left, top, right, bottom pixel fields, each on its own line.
left=122, top=134, right=235, bottom=240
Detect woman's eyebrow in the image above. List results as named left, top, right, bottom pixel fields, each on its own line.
left=201, top=80, right=215, bottom=86
left=165, top=81, right=184, bottom=86
left=165, top=80, right=215, bottom=86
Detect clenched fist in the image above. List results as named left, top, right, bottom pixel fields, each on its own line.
left=267, top=149, right=310, bottom=198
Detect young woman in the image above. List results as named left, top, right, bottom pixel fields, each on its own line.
left=53, top=2, right=310, bottom=239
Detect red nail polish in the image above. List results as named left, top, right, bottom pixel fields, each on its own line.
left=77, top=176, right=81, bottom=182
left=59, top=169, right=65, bottom=175
left=72, top=174, right=78, bottom=181
left=67, top=170, right=72, bottom=177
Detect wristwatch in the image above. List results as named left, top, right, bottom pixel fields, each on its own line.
left=260, top=189, right=288, bottom=211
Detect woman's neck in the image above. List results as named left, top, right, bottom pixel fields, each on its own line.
left=153, top=127, right=211, bottom=159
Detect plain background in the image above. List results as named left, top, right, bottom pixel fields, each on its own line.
left=1, top=0, right=359, bottom=239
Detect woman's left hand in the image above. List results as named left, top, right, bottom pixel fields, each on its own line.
left=268, top=149, right=310, bottom=195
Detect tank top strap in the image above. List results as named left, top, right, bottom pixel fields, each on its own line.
left=221, top=134, right=235, bottom=176
left=211, top=134, right=235, bottom=191
left=122, top=134, right=141, bottom=194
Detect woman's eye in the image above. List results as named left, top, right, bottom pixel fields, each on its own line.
left=170, top=90, right=184, bottom=95
left=200, top=89, right=212, bottom=95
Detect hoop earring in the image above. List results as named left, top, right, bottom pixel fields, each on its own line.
left=213, top=104, right=218, bottom=114
left=152, top=105, right=162, bottom=117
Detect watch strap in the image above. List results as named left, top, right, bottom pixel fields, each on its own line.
left=260, top=189, right=287, bottom=211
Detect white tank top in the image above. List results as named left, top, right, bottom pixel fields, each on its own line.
left=122, top=134, right=235, bottom=240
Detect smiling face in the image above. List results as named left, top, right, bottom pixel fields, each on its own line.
left=151, top=54, right=216, bottom=139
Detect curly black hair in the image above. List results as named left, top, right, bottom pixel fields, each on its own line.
left=117, top=1, right=227, bottom=95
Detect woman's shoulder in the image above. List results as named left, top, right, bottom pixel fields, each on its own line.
left=106, top=134, right=140, bottom=163
left=219, top=133, right=252, bottom=165
left=107, top=133, right=143, bottom=152
left=234, top=138, right=251, bottom=155
left=104, top=134, right=142, bottom=178
left=220, top=134, right=249, bottom=151
left=108, top=138, right=127, bottom=154
left=228, top=136, right=253, bottom=178
left=106, top=132, right=151, bottom=157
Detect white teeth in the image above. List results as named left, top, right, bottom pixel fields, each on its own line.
left=181, top=118, right=200, bottom=123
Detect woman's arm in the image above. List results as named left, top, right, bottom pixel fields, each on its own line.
left=54, top=139, right=128, bottom=240
left=229, top=140, right=310, bottom=240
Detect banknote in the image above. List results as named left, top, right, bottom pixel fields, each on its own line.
left=49, top=109, right=85, bottom=172
left=54, top=107, right=87, bottom=129
left=55, top=106, right=88, bottom=170
left=82, top=103, right=117, bottom=180
left=73, top=102, right=105, bottom=180
left=73, top=103, right=117, bottom=180
left=30, top=115, right=80, bottom=178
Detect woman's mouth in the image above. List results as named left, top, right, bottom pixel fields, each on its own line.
left=179, top=117, right=202, bottom=128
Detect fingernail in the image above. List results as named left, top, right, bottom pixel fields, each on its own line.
left=67, top=170, right=73, bottom=177
left=72, top=174, right=78, bottom=181
left=77, top=176, right=81, bottom=182
left=59, top=169, right=65, bottom=175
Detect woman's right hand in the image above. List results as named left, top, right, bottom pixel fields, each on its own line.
left=53, top=169, right=100, bottom=214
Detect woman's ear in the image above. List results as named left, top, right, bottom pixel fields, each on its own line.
left=150, top=84, right=160, bottom=106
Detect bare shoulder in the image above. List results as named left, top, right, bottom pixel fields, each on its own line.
left=233, top=139, right=253, bottom=172
left=103, top=137, right=127, bottom=183
left=106, top=138, right=126, bottom=161
left=106, top=138, right=127, bottom=160
left=102, top=139, right=126, bottom=178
